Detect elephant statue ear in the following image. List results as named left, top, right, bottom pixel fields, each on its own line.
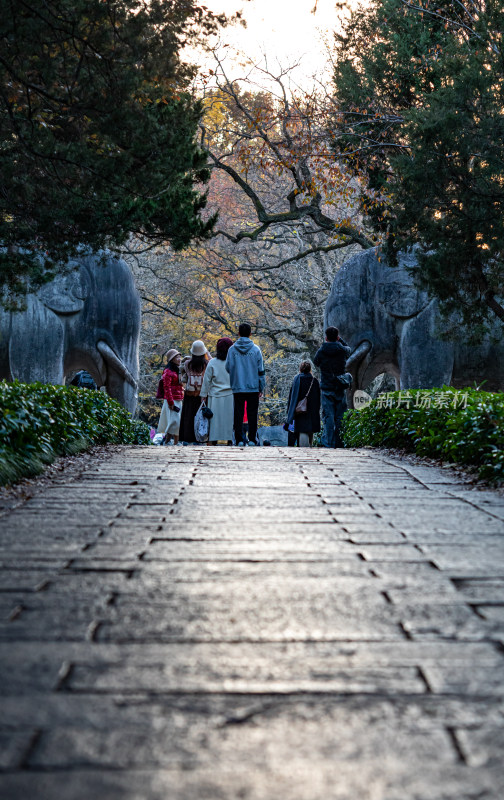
left=37, top=263, right=88, bottom=314
left=376, top=260, right=431, bottom=319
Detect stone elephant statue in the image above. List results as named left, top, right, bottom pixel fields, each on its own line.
left=325, top=248, right=504, bottom=406
left=0, top=252, right=141, bottom=413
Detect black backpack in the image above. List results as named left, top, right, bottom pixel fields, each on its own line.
left=72, top=370, right=97, bottom=390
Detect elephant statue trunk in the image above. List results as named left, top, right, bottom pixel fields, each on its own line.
left=96, top=341, right=137, bottom=389
left=346, top=340, right=372, bottom=372
left=344, top=340, right=373, bottom=409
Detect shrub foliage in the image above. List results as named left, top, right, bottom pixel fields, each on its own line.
left=0, top=381, right=150, bottom=485
left=342, top=387, right=504, bottom=483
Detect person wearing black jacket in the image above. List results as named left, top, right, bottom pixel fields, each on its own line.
left=313, top=326, right=351, bottom=448
left=285, top=360, right=321, bottom=447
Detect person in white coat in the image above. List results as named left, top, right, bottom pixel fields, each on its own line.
left=201, top=337, right=234, bottom=445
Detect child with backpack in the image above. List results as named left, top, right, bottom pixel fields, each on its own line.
left=178, top=340, right=210, bottom=444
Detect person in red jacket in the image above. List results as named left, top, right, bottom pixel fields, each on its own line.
left=157, top=348, right=184, bottom=445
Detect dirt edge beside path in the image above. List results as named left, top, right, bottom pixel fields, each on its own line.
left=0, top=444, right=123, bottom=517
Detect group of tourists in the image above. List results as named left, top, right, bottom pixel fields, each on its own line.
left=156, top=323, right=351, bottom=448
left=157, top=323, right=265, bottom=447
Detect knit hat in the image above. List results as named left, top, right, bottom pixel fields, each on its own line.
left=166, top=348, right=181, bottom=363
left=216, top=337, right=233, bottom=354
left=190, top=340, right=207, bottom=356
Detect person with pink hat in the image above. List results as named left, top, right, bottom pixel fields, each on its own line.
left=179, top=340, right=210, bottom=444
left=157, top=348, right=184, bottom=444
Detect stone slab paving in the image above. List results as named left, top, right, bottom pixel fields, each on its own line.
left=0, top=446, right=504, bottom=799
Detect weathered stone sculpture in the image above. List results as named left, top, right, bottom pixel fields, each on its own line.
left=0, top=252, right=141, bottom=413
left=325, top=247, right=504, bottom=404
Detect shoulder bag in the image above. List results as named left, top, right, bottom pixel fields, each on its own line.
left=295, top=376, right=314, bottom=415
left=335, top=372, right=353, bottom=389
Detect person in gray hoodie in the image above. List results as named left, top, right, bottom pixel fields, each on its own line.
left=225, top=323, right=266, bottom=446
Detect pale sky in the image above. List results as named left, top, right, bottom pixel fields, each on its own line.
left=198, top=1, right=351, bottom=84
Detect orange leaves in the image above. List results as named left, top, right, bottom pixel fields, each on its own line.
left=197, top=58, right=375, bottom=251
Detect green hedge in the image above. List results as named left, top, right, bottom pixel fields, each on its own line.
left=0, top=381, right=150, bottom=485
left=342, top=387, right=504, bottom=483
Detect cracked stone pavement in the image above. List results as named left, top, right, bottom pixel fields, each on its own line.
left=0, top=446, right=504, bottom=799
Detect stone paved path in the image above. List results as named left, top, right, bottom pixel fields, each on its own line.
left=1, top=446, right=504, bottom=799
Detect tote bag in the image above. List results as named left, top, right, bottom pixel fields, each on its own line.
left=194, top=401, right=210, bottom=442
